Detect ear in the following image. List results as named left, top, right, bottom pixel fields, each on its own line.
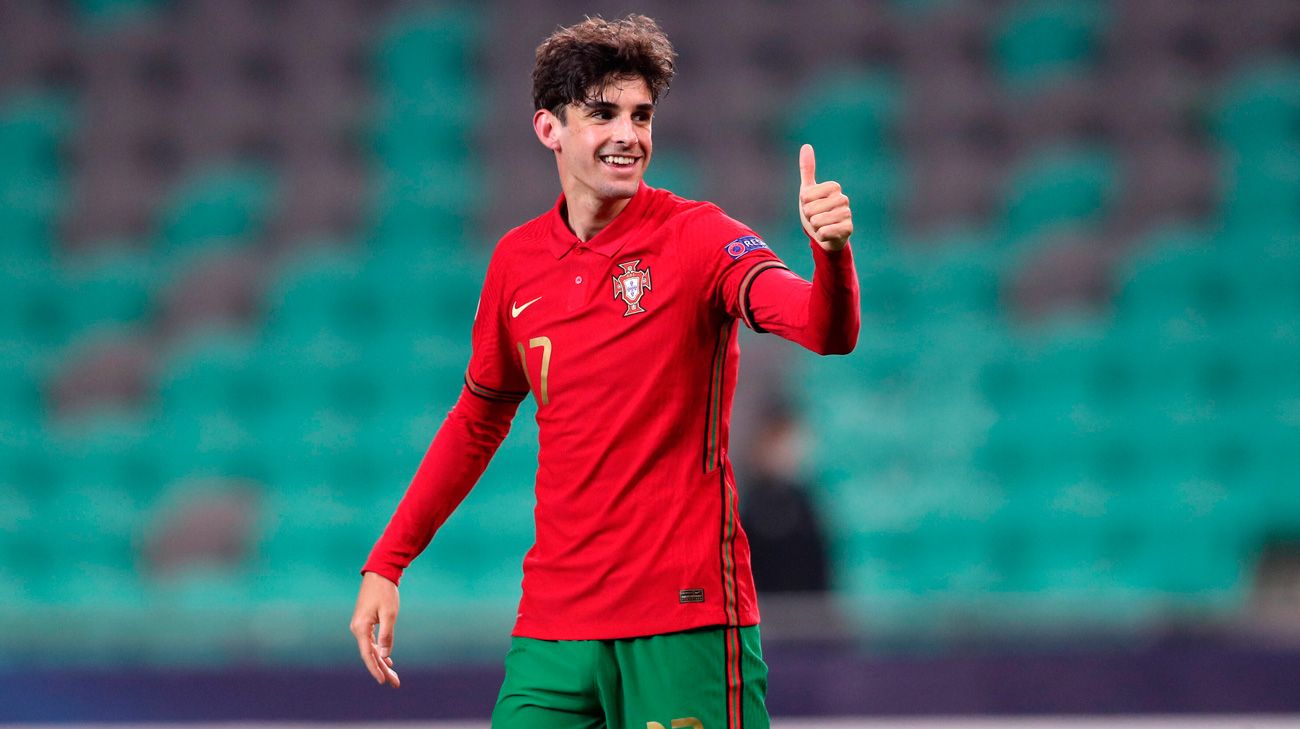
left=533, top=109, right=562, bottom=152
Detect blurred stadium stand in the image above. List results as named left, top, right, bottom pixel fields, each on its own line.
left=1, top=0, right=1300, bottom=720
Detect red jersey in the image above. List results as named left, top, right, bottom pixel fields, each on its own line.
left=365, top=182, right=859, bottom=640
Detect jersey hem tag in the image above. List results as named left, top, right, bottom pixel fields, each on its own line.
left=679, top=588, right=706, bottom=603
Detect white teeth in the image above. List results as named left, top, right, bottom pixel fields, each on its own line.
left=601, top=155, right=635, bottom=165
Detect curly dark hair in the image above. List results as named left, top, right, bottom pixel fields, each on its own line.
left=532, top=14, right=676, bottom=120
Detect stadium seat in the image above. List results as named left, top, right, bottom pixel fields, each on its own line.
left=999, top=147, right=1116, bottom=239
left=61, top=251, right=157, bottom=335
left=0, top=92, right=71, bottom=179
left=0, top=266, right=78, bottom=349
left=992, top=0, right=1107, bottom=90
left=1212, top=60, right=1300, bottom=157
left=361, top=248, right=484, bottom=338
left=644, top=151, right=703, bottom=201
left=785, top=71, right=902, bottom=159
left=1219, top=142, right=1300, bottom=234
left=74, top=0, right=163, bottom=28
left=154, top=167, right=276, bottom=253
left=155, top=332, right=260, bottom=419
left=372, top=6, right=483, bottom=102
left=261, top=249, right=368, bottom=341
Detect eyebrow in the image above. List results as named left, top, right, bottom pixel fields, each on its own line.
left=583, top=100, right=656, bottom=114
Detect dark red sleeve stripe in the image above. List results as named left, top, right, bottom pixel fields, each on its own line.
left=464, top=373, right=528, bottom=403
left=737, top=260, right=789, bottom=333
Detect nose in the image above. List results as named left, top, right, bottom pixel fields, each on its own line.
left=610, top=114, right=636, bottom=147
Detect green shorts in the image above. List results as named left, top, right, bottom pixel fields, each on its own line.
left=491, top=625, right=769, bottom=729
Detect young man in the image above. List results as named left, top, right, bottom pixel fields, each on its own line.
left=350, top=14, right=859, bottom=728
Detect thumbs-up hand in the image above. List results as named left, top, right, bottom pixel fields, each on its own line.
left=798, top=144, right=853, bottom=252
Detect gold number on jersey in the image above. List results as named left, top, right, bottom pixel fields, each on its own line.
left=646, top=719, right=703, bottom=729
left=516, top=336, right=553, bottom=405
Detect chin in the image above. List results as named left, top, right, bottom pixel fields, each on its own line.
left=597, top=179, right=641, bottom=200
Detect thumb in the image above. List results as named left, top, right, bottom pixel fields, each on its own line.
left=799, top=143, right=816, bottom=188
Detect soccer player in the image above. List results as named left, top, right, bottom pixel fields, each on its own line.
left=350, top=14, right=859, bottom=728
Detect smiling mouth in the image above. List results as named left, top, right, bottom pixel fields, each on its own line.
left=600, top=154, right=639, bottom=168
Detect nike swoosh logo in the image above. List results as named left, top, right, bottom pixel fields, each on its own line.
left=511, top=296, right=543, bottom=318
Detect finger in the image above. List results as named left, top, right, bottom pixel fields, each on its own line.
left=799, top=180, right=841, bottom=204
left=817, top=222, right=853, bottom=244
left=370, top=643, right=390, bottom=685
left=377, top=612, right=395, bottom=660
left=374, top=643, right=401, bottom=688
left=353, top=628, right=384, bottom=684
left=802, top=193, right=849, bottom=218
left=810, top=208, right=852, bottom=229
left=799, top=144, right=816, bottom=188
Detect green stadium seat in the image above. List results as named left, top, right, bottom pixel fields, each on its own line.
left=367, top=197, right=474, bottom=254
left=1000, top=147, right=1116, bottom=239
left=0, top=185, right=62, bottom=262
left=372, top=159, right=487, bottom=224
left=1219, top=142, right=1300, bottom=234
left=781, top=71, right=905, bottom=236
left=75, top=0, right=164, bottom=28
left=61, top=251, right=157, bottom=334
left=785, top=71, right=901, bottom=159
left=0, top=92, right=72, bottom=178
left=899, top=233, right=1005, bottom=316
left=0, top=264, right=77, bottom=348
left=156, top=332, right=260, bottom=418
left=891, top=0, right=964, bottom=15
left=361, top=249, right=484, bottom=338
left=1116, top=238, right=1296, bottom=336
left=30, top=562, right=147, bottom=613
left=374, top=6, right=481, bottom=81
left=0, top=351, right=47, bottom=425
left=262, top=250, right=368, bottom=339
left=0, top=87, right=64, bottom=258
left=992, top=0, right=1106, bottom=90
left=258, top=488, right=378, bottom=581
left=155, top=166, right=275, bottom=252
left=1213, top=61, right=1300, bottom=156
left=856, top=253, right=922, bottom=326
left=643, top=151, right=703, bottom=200
left=369, top=103, right=475, bottom=168
left=35, top=480, right=139, bottom=570
left=43, top=411, right=162, bottom=496
left=373, top=7, right=483, bottom=99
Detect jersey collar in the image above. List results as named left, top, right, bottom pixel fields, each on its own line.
left=546, top=181, right=652, bottom=260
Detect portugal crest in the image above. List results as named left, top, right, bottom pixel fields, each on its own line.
left=612, top=259, right=652, bottom=316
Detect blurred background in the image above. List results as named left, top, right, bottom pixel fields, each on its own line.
left=2, top=0, right=1299, bottom=723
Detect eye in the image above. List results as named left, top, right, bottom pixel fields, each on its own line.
left=591, top=109, right=613, bottom=120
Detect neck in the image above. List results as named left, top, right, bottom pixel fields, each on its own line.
left=563, top=186, right=634, bottom=242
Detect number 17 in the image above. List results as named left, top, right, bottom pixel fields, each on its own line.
left=516, top=336, right=552, bottom=405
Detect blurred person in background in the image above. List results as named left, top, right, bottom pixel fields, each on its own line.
left=350, top=13, right=859, bottom=728
left=741, top=403, right=830, bottom=595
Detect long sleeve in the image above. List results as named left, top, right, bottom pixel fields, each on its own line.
left=361, top=387, right=520, bottom=585
left=747, top=239, right=860, bottom=355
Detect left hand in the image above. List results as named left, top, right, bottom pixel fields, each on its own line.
left=798, top=143, right=853, bottom=252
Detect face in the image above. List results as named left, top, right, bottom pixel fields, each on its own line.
left=534, top=76, right=655, bottom=204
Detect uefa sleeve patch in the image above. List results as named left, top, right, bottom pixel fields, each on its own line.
left=723, top=235, right=769, bottom=260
